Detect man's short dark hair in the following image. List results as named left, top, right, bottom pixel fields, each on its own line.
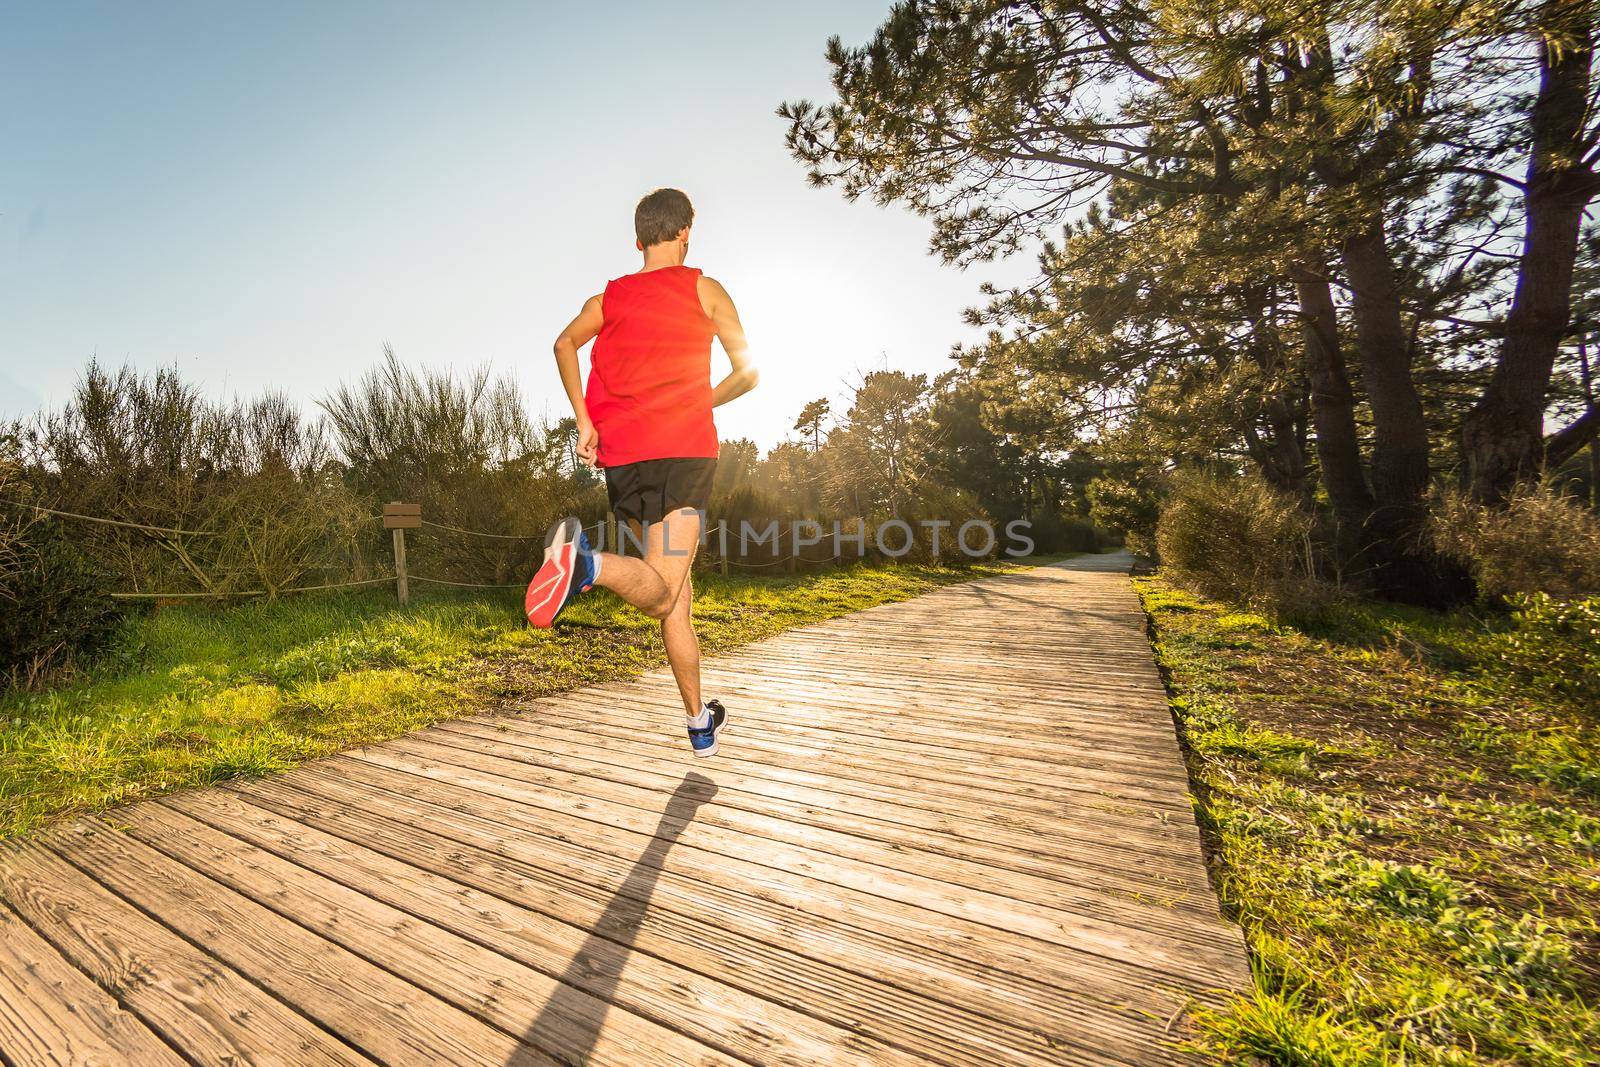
left=635, top=188, right=694, bottom=247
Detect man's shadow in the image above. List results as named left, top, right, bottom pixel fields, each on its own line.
left=507, top=771, right=718, bottom=1066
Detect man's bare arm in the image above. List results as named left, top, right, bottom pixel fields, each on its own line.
left=553, top=294, right=604, bottom=464
left=699, top=276, right=758, bottom=408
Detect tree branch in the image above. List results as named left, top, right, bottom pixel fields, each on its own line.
left=1545, top=408, right=1600, bottom=468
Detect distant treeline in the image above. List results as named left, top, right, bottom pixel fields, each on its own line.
left=0, top=352, right=1110, bottom=603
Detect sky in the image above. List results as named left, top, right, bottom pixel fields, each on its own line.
left=0, top=1, right=1028, bottom=451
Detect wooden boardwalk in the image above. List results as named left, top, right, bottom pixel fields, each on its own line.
left=0, top=554, right=1249, bottom=1066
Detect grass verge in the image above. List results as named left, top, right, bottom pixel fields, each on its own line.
left=1137, top=579, right=1600, bottom=1066
left=1, top=559, right=1044, bottom=839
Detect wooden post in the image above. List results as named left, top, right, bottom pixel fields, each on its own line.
left=391, top=528, right=409, bottom=605
left=719, top=521, right=729, bottom=576
left=787, top=523, right=798, bottom=573
left=382, top=502, right=421, bottom=605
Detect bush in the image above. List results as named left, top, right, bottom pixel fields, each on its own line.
left=1490, top=593, right=1600, bottom=713
left=1432, top=483, right=1600, bottom=602
left=14, top=363, right=379, bottom=595
left=0, top=478, right=124, bottom=688
left=711, top=485, right=794, bottom=564
left=1087, top=471, right=1161, bottom=557
left=323, top=350, right=584, bottom=584
left=886, top=480, right=995, bottom=565
left=1025, top=509, right=1107, bottom=554
left=201, top=470, right=376, bottom=596
left=1156, top=470, right=1331, bottom=617
left=715, top=484, right=785, bottom=528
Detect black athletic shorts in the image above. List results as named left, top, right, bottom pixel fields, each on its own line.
left=603, top=457, right=717, bottom=528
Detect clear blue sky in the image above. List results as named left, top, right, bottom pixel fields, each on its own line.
left=1, top=1, right=1023, bottom=448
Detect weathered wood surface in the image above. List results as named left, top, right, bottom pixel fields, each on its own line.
left=0, top=553, right=1249, bottom=1065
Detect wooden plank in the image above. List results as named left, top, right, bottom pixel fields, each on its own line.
left=462, top=706, right=1194, bottom=850
left=421, top=720, right=1218, bottom=918
left=518, top=680, right=1195, bottom=784
left=281, top=749, right=1235, bottom=1002
left=515, top=686, right=1199, bottom=806
left=498, top=694, right=1194, bottom=827
left=366, top=733, right=1239, bottom=966
left=381, top=501, right=421, bottom=529
left=105, top=805, right=768, bottom=1067
left=483, top=694, right=1191, bottom=826
left=0, top=839, right=374, bottom=1066
left=220, top=770, right=1190, bottom=1066
left=0, top=897, right=184, bottom=1067
left=546, top=673, right=1196, bottom=777
left=43, top=821, right=552, bottom=1065
left=439, top=711, right=1207, bottom=867
left=441, top=709, right=1201, bottom=856
left=151, top=789, right=1050, bottom=1066
left=698, top=656, right=1187, bottom=733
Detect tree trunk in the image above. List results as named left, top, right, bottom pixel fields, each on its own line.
left=1243, top=415, right=1307, bottom=497
left=1338, top=217, right=1454, bottom=602
left=1291, top=18, right=1442, bottom=591
left=1461, top=0, right=1597, bottom=503
left=1242, top=358, right=1309, bottom=500
left=1339, top=217, right=1432, bottom=514
left=1294, top=266, right=1375, bottom=577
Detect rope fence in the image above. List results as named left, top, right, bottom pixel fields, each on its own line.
left=408, top=575, right=526, bottom=590
left=107, top=576, right=397, bottom=600
left=421, top=518, right=541, bottom=541
left=4, top=499, right=223, bottom=538
left=3, top=498, right=389, bottom=539
left=5, top=496, right=858, bottom=603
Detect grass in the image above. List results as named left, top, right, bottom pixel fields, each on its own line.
left=0, top=558, right=1048, bottom=839
left=1137, top=579, right=1600, bottom=1066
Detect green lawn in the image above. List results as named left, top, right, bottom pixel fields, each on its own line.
left=1138, top=579, right=1600, bottom=1066
left=0, top=559, right=1044, bottom=839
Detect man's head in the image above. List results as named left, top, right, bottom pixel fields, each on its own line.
left=635, top=188, right=694, bottom=249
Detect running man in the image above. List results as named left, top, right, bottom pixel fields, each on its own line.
left=525, top=188, right=758, bottom=758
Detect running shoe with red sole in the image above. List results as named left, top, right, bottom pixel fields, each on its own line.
left=525, top=517, right=596, bottom=627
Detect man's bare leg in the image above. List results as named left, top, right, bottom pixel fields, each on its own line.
left=590, top=509, right=700, bottom=620
left=589, top=552, right=671, bottom=615
left=574, top=507, right=721, bottom=752
left=637, top=510, right=703, bottom=720
left=661, top=576, right=701, bottom=716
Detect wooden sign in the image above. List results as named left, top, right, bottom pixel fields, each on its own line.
left=382, top=502, right=421, bottom=530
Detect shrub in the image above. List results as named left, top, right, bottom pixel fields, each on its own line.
left=888, top=480, right=995, bottom=565
left=14, top=363, right=380, bottom=595
left=1024, top=509, right=1106, bottom=554
left=1432, top=483, right=1600, bottom=602
left=715, top=484, right=785, bottom=529
left=1156, top=470, right=1331, bottom=617
left=323, top=349, right=582, bottom=585
left=1087, top=471, right=1162, bottom=557
left=0, top=477, right=124, bottom=688
left=202, top=470, right=375, bottom=596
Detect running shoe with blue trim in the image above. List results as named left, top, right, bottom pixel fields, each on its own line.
left=687, top=699, right=728, bottom=758
left=524, top=517, right=596, bottom=628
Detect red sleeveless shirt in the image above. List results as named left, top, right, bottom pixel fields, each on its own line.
left=585, top=265, right=719, bottom=467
